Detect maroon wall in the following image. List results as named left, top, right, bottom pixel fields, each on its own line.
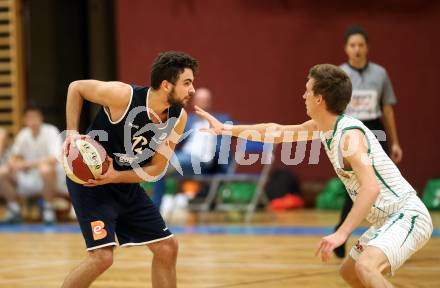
left=116, top=0, right=440, bottom=190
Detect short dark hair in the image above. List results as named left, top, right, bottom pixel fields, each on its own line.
left=308, top=64, right=352, bottom=115
left=344, top=25, right=368, bottom=44
left=23, top=102, right=43, bottom=114
left=150, top=51, right=199, bottom=90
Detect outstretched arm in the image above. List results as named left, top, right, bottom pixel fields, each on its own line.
left=195, top=106, right=320, bottom=143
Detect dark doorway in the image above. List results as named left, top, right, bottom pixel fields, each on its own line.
left=23, top=0, right=116, bottom=132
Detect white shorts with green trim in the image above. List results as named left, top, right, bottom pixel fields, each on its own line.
left=349, top=195, right=433, bottom=275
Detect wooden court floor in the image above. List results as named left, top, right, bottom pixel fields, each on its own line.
left=0, top=210, right=439, bottom=288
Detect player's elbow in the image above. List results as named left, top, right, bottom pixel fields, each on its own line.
left=369, top=183, right=380, bottom=198
left=266, top=124, right=284, bottom=144
left=360, top=181, right=380, bottom=201
left=68, top=80, right=81, bottom=92
left=68, top=80, right=90, bottom=94
left=274, top=125, right=298, bottom=144
left=150, top=161, right=169, bottom=180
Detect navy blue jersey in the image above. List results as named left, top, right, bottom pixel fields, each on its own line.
left=87, top=85, right=183, bottom=171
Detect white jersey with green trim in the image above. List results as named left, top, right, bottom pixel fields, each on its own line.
left=320, top=114, right=416, bottom=226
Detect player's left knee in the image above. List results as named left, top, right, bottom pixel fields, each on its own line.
left=358, top=247, right=391, bottom=275
left=339, top=258, right=359, bottom=283
left=89, top=247, right=114, bottom=273
left=152, top=237, right=179, bottom=262
left=355, top=257, right=378, bottom=279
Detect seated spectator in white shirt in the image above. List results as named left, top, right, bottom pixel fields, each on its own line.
left=0, top=105, right=66, bottom=224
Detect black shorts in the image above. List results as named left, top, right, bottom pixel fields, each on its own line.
left=67, top=178, right=173, bottom=250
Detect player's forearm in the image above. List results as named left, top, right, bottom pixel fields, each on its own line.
left=114, top=164, right=166, bottom=183
left=382, top=105, right=400, bottom=146
left=337, top=186, right=380, bottom=237
left=66, top=82, right=84, bottom=132
left=225, top=123, right=277, bottom=138
left=225, top=123, right=314, bottom=143
left=225, top=123, right=294, bottom=143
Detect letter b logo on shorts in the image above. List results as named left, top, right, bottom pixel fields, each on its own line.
left=91, top=220, right=107, bottom=240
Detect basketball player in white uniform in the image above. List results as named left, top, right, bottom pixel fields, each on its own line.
left=195, top=64, right=432, bottom=287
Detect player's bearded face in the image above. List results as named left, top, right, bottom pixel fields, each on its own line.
left=167, top=69, right=195, bottom=108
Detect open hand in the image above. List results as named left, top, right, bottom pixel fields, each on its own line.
left=315, top=231, right=348, bottom=262
left=194, top=105, right=225, bottom=135
left=63, top=132, right=90, bottom=156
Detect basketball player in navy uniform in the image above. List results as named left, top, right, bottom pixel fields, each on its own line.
left=61, top=51, right=198, bottom=288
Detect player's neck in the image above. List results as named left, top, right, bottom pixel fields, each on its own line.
left=314, top=113, right=340, bottom=135
left=148, top=89, right=170, bottom=122
left=348, top=58, right=368, bottom=69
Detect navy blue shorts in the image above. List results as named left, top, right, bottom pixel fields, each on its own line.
left=67, top=178, right=173, bottom=250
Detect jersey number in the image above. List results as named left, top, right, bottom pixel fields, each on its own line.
left=132, top=136, right=148, bottom=154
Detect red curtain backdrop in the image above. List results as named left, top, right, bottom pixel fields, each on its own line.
left=116, top=0, right=440, bottom=190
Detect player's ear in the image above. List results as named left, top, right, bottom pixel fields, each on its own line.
left=160, top=80, right=172, bottom=92
left=316, top=94, right=324, bottom=104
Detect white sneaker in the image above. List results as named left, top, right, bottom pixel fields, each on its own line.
left=43, top=208, right=56, bottom=225
left=174, top=194, right=188, bottom=209
left=160, top=194, right=175, bottom=220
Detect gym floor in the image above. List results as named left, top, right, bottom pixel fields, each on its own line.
left=0, top=210, right=439, bottom=287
